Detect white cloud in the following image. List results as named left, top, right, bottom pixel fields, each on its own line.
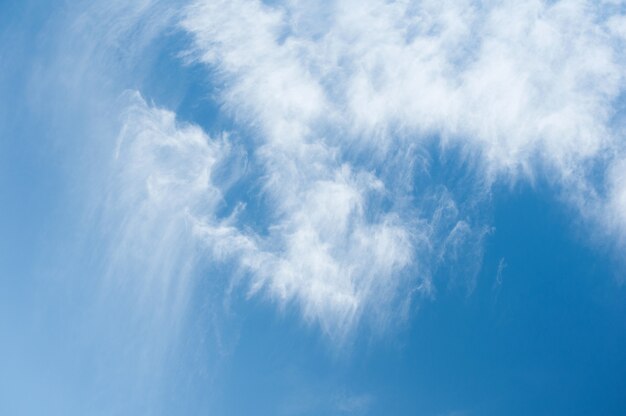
left=190, top=147, right=419, bottom=339
left=93, top=0, right=626, bottom=339
left=184, top=0, right=626, bottom=179
left=175, top=0, right=441, bottom=338
left=103, top=91, right=232, bottom=323
left=108, top=92, right=422, bottom=340
left=173, top=0, right=626, bottom=334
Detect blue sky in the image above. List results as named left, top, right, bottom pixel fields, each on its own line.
left=2, top=1, right=626, bottom=415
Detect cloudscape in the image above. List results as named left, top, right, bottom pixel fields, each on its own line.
left=2, top=1, right=626, bottom=415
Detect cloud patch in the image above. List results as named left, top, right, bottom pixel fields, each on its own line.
left=102, top=0, right=626, bottom=338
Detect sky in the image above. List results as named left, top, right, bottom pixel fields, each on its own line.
left=1, top=0, right=626, bottom=415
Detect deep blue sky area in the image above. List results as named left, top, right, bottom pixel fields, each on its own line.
left=2, top=1, right=626, bottom=415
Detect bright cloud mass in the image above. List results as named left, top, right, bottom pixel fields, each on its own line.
left=112, top=0, right=626, bottom=334
left=2, top=1, right=626, bottom=415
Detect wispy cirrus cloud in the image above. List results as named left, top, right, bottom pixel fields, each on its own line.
left=85, top=0, right=626, bottom=339
left=112, top=92, right=423, bottom=339
left=172, top=0, right=626, bottom=334
left=4, top=0, right=625, bottom=413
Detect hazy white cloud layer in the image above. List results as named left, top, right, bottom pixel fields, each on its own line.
left=100, top=0, right=626, bottom=337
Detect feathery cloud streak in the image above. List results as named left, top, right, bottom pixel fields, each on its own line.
left=105, top=0, right=626, bottom=337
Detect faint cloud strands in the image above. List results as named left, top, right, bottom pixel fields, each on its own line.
left=177, top=0, right=626, bottom=332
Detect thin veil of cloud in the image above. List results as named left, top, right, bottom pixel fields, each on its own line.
left=40, top=0, right=626, bottom=340
left=3, top=1, right=626, bottom=414
left=171, top=0, right=626, bottom=336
